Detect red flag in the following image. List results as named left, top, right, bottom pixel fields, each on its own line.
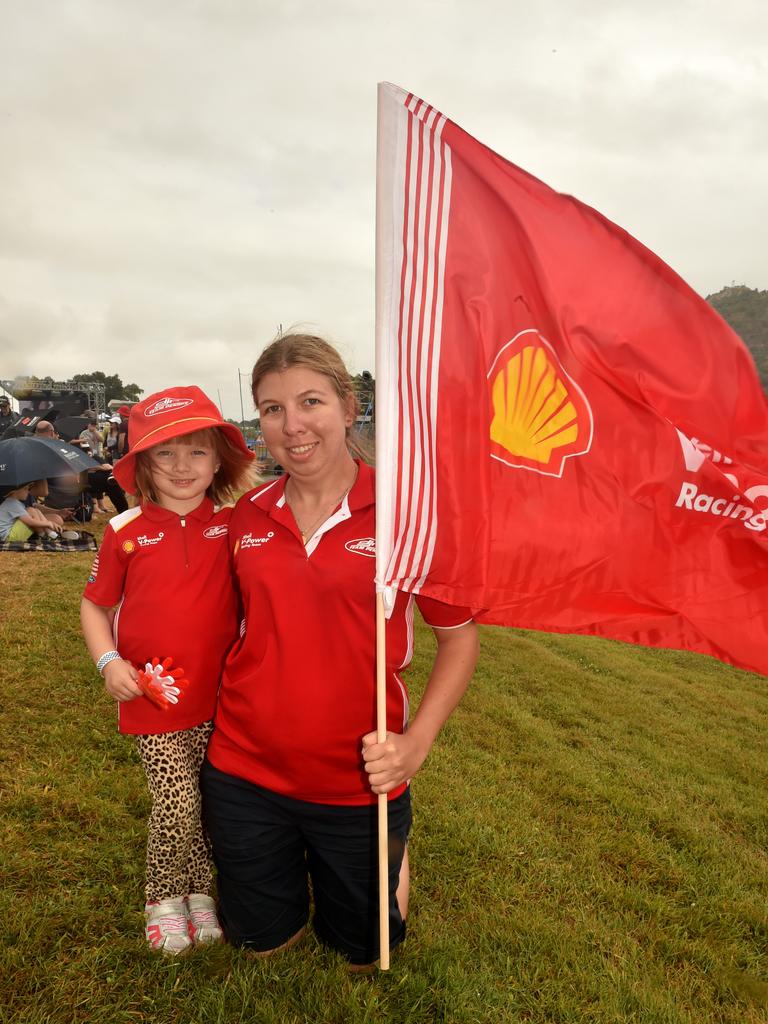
left=374, top=83, right=768, bottom=677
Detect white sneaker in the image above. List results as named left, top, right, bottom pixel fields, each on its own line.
left=186, top=894, right=224, bottom=945
left=144, top=899, right=193, bottom=955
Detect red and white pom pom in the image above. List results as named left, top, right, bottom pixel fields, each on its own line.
left=136, top=656, right=190, bottom=710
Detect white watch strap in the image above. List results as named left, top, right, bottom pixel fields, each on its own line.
left=96, top=650, right=121, bottom=675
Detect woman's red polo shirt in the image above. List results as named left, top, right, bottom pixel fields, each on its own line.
left=207, top=463, right=472, bottom=806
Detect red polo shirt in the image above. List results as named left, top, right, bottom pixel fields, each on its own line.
left=83, top=498, right=238, bottom=735
left=207, top=462, right=472, bottom=806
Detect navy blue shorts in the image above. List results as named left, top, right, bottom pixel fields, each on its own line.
left=200, top=760, right=411, bottom=964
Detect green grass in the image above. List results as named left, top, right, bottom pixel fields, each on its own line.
left=1, top=519, right=767, bottom=1023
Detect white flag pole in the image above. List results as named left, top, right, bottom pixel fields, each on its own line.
left=375, top=592, right=390, bottom=970
left=374, top=82, right=401, bottom=971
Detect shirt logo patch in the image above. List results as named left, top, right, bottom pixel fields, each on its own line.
left=144, top=397, right=194, bottom=417
left=137, top=532, right=165, bottom=547
left=203, top=525, right=229, bottom=539
left=88, top=554, right=100, bottom=583
left=345, top=537, right=376, bottom=557
left=238, top=531, right=274, bottom=551
left=122, top=540, right=136, bottom=554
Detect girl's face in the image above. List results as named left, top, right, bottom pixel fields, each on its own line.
left=256, top=366, right=355, bottom=483
left=145, top=437, right=219, bottom=514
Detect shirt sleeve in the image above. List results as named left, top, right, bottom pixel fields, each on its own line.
left=82, top=524, right=127, bottom=607
left=415, top=593, right=474, bottom=629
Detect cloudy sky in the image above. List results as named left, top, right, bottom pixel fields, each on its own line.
left=1, top=0, right=765, bottom=418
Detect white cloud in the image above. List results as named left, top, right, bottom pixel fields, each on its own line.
left=0, top=0, right=764, bottom=402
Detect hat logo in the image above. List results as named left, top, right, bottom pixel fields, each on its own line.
left=145, top=397, right=195, bottom=418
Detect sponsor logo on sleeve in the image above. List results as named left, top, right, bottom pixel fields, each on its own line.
left=87, top=555, right=99, bottom=583
left=239, top=531, right=274, bottom=550
left=345, top=537, right=376, bottom=557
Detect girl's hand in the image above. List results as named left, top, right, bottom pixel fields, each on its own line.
left=102, top=659, right=142, bottom=702
left=361, top=731, right=429, bottom=794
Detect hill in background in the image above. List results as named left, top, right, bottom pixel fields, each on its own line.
left=706, top=285, right=768, bottom=390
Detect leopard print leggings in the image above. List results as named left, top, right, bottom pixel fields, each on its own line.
left=134, top=721, right=214, bottom=903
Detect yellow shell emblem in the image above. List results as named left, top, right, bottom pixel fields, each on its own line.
left=488, top=333, right=592, bottom=476
left=122, top=540, right=136, bottom=554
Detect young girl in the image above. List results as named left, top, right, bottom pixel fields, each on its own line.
left=80, top=386, right=254, bottom=955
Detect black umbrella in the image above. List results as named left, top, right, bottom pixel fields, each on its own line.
left=51, top=416, right=90, bottom=442
left=0, top=437, right=101, bottom=489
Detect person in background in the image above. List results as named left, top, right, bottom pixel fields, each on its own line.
left=0, top=482, right=60, bottom=542
left=79, top=414, right=104, bottom=459
left=104, top=416, right=121, bottom=463
left=0, top=396, right=15, bottom=436
left=115, top=406, right=131, bottom=461
left=24, top=479, right=67, bottom=530
left=75, top=416, right=111, bottom=513
left=34, top=420, right=57, bottom=439
left=37, top=417, right=127, bottom=515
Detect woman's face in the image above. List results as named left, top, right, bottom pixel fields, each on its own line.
left=256, top=366, right=355, bottom=481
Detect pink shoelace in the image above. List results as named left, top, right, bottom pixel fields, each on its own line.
left=189, top=908, right=217, bottom=926
left=155, top=913, right=188, bottom=933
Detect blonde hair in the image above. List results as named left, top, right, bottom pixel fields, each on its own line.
left=134, top=428, right=255, bottom=505
left=251, top=333, right=371, bottom=461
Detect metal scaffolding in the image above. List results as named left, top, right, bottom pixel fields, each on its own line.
left=0, top=378, right=107, bottom=416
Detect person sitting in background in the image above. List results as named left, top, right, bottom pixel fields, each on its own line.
left=0, top=483, right=59, bottom=542
left=34, top=419, right=57, bottom=440
left=25, top=479, right=67, bottom=530
left=76, top=428, right=114, bottom=515
left=35, top=416, right=127, bottom=515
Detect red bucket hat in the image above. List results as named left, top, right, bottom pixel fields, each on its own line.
left=112, top=386, right=252, bottom=494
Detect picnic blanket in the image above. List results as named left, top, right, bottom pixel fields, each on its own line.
left=0, top=531, right=98, bottom=553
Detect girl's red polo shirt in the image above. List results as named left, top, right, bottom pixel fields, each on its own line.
left=83, top=498, right=238, bottom=735
left=207, top=463, right=472, bottom=806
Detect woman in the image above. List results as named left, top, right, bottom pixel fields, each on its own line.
left=201, top=333, right=478, bottom=967
left=104, top=416, right=120, bottom=463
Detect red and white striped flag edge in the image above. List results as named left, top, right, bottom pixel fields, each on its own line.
left=374, top=82, right=768, bottom=676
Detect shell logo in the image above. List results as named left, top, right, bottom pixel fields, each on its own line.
left=488, top=330, right=593, bottom=477
left=122, top=540, right=136, bottom=553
